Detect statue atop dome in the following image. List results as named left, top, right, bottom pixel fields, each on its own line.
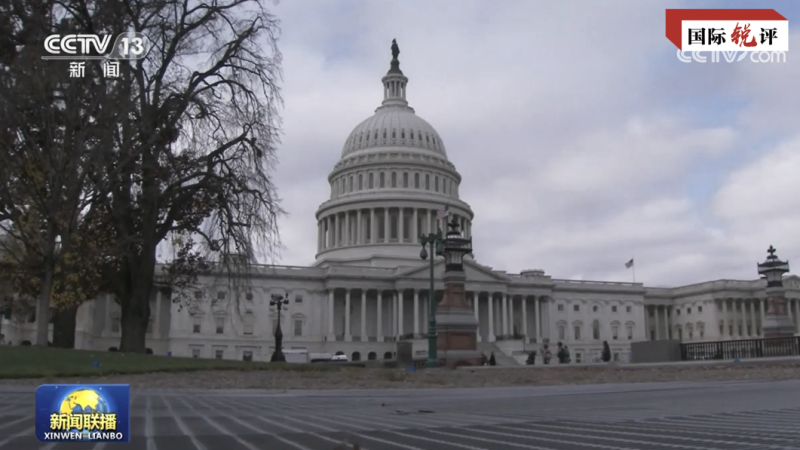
left=388, top=39, right=402, bottom=74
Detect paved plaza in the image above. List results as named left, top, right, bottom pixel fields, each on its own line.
left=2, top=379, right=800, bottom=449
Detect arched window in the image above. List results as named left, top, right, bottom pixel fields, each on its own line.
left=367, top=351, right=377, bottom=360
left=352, top=351, right=361, bottom=361
left=379, top=172, right=385, bottom=188
left=425, top=174, right=430, bottom=190
left=358, top=174, right=363, bottom=190
left=443, top=178, right=447, bottom=194
left=348, top=176, right=353, bottom=192
left=403, top=172, right=409, bottom=188
left=368, top=173, right=374, bottom=189
left=592, top=320, right=600, bottom=340
left=435, top=176, right=439, bottom=191
left=243, top=311, right=255, bottom=335
left=391, top=172, right=397, bottom=187
left=414, top=173, right=420, bottom=188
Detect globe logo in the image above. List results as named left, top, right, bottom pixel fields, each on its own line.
left=57, top=389, right=111, bottom=439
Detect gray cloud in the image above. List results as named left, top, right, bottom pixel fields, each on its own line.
left=267, top=0, right=799, bottom=286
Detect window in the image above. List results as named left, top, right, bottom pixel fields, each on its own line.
left=191, top=348, right=201, bottom=358
left=573, top=305, right=579, bottom=312
left=698, top=306, right=703, bottom=313
left=294, top=320, right=303, bottom=337
left=677, top=309, right=681, bottom=315
left=368, top=173, right=374, bottom=188
left=242, top=351, right=253, bottom=362
left=650, top=329, right=656, bottom=340
left=557, top=324, right=566, bottom=340
left=719, top=322, right=724, bottom=335
left=626, top=324, right=634, bottom=340
left=687, top=308, right=692, bottom=314
left=592, top=321, right=600, bottom=340
left=379, top=172, right=385, bottom=188
left=443, top=178, right=447, bottom=194
left=358, top=174, right=363, bottom=190
left=435, top=176, right=439, bottom=191
left=425, top=174, right=430, bottom=190
left=295, top=295, right=303, bottom=303
left=242, top=312, right=254, bottom=335
left=217, top=292, right=226, bottom=300
left=194, top=291, right=204, bottom=299
left=557, top=304, right=564, bottom=312
left=626, top=306, right=632, bottom=313
left=414, top=173, right=420, bottom=188
left=573, top=325, right=581, bottom=340
left=403, top=172, right=409, bottom=187
left=111, top=317, right=120, bottom=333
left=575, top=352, right=582, bottom=363
left=348, top=176, right=353, bottom=192
left=391, top=172, right=397, bottom=187
left=192, top=316, right=201, bottom=333
left=612, top=325, right=619, bottom=340
left=215, top=316, right=224, bottom=334
left=245, top=292, right=253, bottom=301
left=592, top=305, right=598, bottom=312
left=215, top=349, right=224, bottom=360
left=611, top=306, right=618, bottom=313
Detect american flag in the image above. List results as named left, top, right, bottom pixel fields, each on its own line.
left=436, top=206, right=450, bottom=220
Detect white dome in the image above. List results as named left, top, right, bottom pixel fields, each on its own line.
left=341, top=106, right=447, bottom=158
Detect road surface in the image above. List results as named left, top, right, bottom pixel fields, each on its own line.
left=2, top=380, right=800, bottom=449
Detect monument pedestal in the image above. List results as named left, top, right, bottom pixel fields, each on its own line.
left=435, top=271, right=481, bottom=367
left=763, top=290, right=796, bottom=339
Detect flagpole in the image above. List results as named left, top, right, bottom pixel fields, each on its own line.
left=632, top=258, right=636, bottom=284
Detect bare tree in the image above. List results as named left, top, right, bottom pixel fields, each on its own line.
left=0, top=1, right=113, bottom=346
left=71, top=0, right=285, bottom=352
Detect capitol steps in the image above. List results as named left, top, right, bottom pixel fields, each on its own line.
left=477, top=343, right=521, bottom=366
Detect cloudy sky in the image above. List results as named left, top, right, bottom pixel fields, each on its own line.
left=265, top=0, right=800, bottom=287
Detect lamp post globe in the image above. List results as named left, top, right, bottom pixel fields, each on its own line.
left=269, top=294, right=289, bottom=362
left=757, top=245, right=790, bottom=288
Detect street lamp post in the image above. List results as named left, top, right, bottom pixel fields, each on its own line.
left=757, top=245, right=794, bottom=340
left=270, top=294, right=289, bottom=362
left=419, top=229, right=444, bottom=368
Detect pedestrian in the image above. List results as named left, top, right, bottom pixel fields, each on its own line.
left=542, top=344, right=551, bottom=364
left=489, top=352, right=497, bottom=366
left=480, top=352, right=488, bottom=366
left=556, top=341, right=567, bottom=364
left=601, top=341, right=612, bottom=362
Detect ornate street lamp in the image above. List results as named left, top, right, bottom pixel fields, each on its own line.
left=441, top=220, right=472, bottom=272
left=419, top=228, right=444, bottom=368
left=757, top=245, right=795, bottom=340
left=270, top=294, right=289, bottom=362
left=757, top=245, right=790, bottom=287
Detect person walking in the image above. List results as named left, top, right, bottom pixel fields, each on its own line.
left=601, top=341, right=612, bottom=362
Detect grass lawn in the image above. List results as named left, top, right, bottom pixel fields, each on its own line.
left=0, top=346, right=342, bottom=379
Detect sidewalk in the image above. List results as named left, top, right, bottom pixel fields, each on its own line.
left=458, top=355, right=800, bottom=370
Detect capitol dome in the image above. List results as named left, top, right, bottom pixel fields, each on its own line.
left=314, top=40, right=474, bottom=267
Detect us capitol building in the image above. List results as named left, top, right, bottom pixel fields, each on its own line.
left=3, top=43, right=799, bottom=364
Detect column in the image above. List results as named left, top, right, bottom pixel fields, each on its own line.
left=721, top=299, right=728, bottom=338
left=360, top=289, right=367, bottom=339
left=426, top=209, right=432, bottom=233
left=327, top=290, right=335, bottom=338
left=521, top=296, right=528, bottom=341
left=749, top=300, right=756, bottom=337
left=154, top=289, right=162, bottom=338
left=370, top=209, right=376, bottom=244
left=534, top=297, right=541, bottom=340
left=736, top=299, right=742, bottom=338
left=654, top=306, right=660, bottom=340
left=501, top=294, right=508, bottom=336
left=377, top=291, right=383, bottom=342
left=356, top=210, right=362, bottom=245
left=412, top=208, right=418, bottom=239
left=398, top=208, right=404, bottom=243
left=383, top=208, right=390, bottom=243
left=317, top=221, right=322, bottom=252
left=759, top=298, right=765, bottom=336
left=508, top=294, right=515, bottom=336
left=473, top=292, right=479, bottom=319
left=398, top=290, right=404, bottom=336
left=344, top=212, right=350, bottom=246
left=487, top=293, right=495, bottom=341
left=413, top=290, right=419, bottom=336
left=344, top=289, right=351, bottom=340
left=663, top=306, right=669, bottom=340
left=333, top=214, right=340, bottom=247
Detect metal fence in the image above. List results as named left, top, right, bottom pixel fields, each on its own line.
left=680, top=336, right=800, bottom=361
